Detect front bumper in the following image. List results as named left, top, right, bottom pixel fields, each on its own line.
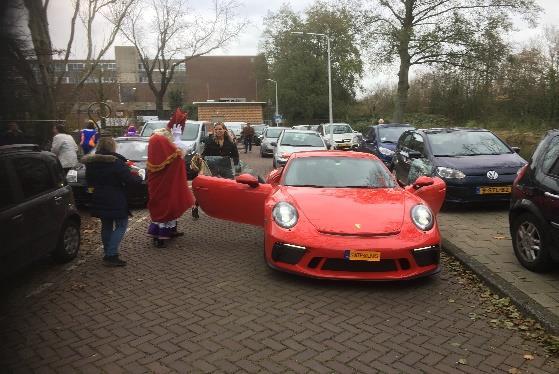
left=335, top=142, right=353, bottom=150
left=444, top=175, right=517, bottom=203
left=261, top=144, right=274, bottom=155
left=264, top=226, right=441, bottom=281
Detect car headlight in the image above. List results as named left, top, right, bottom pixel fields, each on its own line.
left=378, top=147, right=394, bottom=156
left=66, top=169, right=78, bottom=183
left=436, top=167, right=465, bottom=179
left=411, top=204, right=434, bottom=231
left=272, top=202, right=298, bottom=229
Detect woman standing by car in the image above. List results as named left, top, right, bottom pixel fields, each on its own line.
left=83, top=137, right=143, bottom=266
left=51, top=124, right=78, bottom=175
left=202, top=122, right=240, bottom=179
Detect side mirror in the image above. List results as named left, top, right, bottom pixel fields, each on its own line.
left=408, top=150, right=423, bottom=159
left=414, top=175, right=434, bottom=189
left=236, top=173, right=259, bottom=188
left=511, top=146, right=520, bottom=153
left=270, top=141, right=277, bottom=147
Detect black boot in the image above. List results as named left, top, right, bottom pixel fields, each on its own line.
left=103, top=256, right=126, bottom=267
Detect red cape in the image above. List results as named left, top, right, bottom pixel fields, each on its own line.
left=147, top=134, right=194, bottom=222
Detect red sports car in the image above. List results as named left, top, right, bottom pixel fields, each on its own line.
left=192, top=151, right=446, bottom=280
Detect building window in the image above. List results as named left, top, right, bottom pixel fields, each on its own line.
left=67, top=63, right=85, bottom=71
left=175, top=62, right=186, bottom=71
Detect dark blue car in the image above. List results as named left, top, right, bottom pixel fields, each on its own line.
left=356, top=123, right=415, bottom=166
left=392, top=128, right=527, bottom=203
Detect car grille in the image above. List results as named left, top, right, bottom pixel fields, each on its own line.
left=272, top=243, right=307, bottom=265
left=412, top=247, right=440, bottom=267
left=321, top=258, right=397, bottom=272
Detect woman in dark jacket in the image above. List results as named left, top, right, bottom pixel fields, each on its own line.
left=202, top=122, right=240, bottom=179
left=83, top=137, right=142, bottom=266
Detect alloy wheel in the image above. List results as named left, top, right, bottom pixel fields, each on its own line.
left=516, top=221, right=541, bottom=262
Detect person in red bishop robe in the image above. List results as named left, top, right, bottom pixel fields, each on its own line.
left=146, top=128, right=194, bottom=247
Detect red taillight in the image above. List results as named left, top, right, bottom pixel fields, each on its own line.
left=513, top=164, right=528, bottom=187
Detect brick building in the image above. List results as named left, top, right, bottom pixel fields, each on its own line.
left=195, top=101, right=267, bottom=124
left=53, top=47, right=268, bottom=126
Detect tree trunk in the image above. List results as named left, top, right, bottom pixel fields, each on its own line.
left=392, top=1, right=413, bottom=123
left=393, top=58, right=410, bottom=123
left=23, top=0, right=56, bottom=118
left=156, top=94, right=165, bottom=119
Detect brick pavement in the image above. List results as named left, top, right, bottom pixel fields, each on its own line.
left=1, top=146, right=558, bottom=373
left=439, top=207, right=559, bottom=329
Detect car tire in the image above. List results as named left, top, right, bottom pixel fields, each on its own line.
left=52, top=219, right=81, bottom=263
left=511, top=212, right=553, bottom=272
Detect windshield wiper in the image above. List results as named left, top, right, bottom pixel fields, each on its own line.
left=288, top=184, right=324, bottom=188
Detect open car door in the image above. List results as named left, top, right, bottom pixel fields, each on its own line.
left=410, top=177, right=446, bottom=215
left=192, top=175, right=273, bottom=226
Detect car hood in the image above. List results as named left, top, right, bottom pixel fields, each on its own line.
left=434, top=153, right=526, bottom=175
left=379, top=142, right=397, bottom=151
left=276, top=145, right=327, bottom=155
left=285, top=187, right=405, bottom=236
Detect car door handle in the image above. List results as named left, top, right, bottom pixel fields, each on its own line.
left=544, top=192, right=559, bottom=200
left=193, top=186, right=209, bottom=191
left=11, top=214, right=23, bottom=222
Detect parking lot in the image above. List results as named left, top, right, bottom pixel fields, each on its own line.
left=1, top=147, right=558, bottom=373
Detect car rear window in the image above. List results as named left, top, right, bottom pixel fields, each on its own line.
left=280, top=132, right=324, bottom=147
left=0, top=161, right=16, bottom=210
left=13, top=157, right=55, bottom=199
left=142, top=122, right=199, bottom=141
left=542, top=136, right=559, bottom=177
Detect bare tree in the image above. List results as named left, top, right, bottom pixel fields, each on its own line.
left=361, top=0, right=540, bottom=123
left=7, top=0, right=136, bottom=118
left=117, top=0, right=248, bottom=117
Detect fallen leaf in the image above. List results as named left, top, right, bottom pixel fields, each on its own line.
left=494, top=235, right=506, bottom=240
left=523, top=354, right=534, bottom=360
left=508, top=368, right=521, bottom=374
left=448, top=299, right=455, bottom=303
left=457, top=358, right=467, bottom=365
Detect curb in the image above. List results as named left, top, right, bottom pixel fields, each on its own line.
left=442, top=238, right=559, bottom=336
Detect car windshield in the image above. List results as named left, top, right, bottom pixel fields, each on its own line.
left=141, top=122, right=200, bottom=141
left=116, top=141, right=148, bottom=161
left=266, top=128, right=284, bottom=138
left=280, top=132, right=324, bottom=147
left=378, top=127, right=414, bottom=143
left=324, top=124, right=352, bottom=134
left=428, top=131, right=512, bottom=156
left=284, top=157, right=396, bottom=188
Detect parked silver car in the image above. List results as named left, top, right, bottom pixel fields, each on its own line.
left=260, top=126, right=290, bottom=157
left=273, top=129, right=328, bottom=168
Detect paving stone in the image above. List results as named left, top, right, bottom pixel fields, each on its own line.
left=0, top=149, right=557, bottom=372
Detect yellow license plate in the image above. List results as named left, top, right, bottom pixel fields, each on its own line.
left=346, top=250, right=381, bottom=262
left=477, top=186, right=512, bottom=194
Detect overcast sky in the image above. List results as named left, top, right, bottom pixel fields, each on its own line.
left=47, top=0, right=559, bottom=92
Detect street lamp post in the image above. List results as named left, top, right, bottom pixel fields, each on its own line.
left=266, top=78, right=279, bottom=126
left=291, top=31, right=333, bottom=146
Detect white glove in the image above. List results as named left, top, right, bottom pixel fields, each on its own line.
left=138, top=168, right=146, bottom=181
left=171, top=124, right=183, bottom=143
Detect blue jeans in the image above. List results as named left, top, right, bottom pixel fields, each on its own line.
left=101, top=218, right=129, bottom=257
left=244, top=137, right=252, bottom=152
